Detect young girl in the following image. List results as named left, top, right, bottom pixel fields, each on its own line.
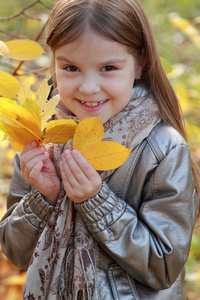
left=1, top=0, right=199, bottom=299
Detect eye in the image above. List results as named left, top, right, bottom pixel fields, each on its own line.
left=102, top=66, right=117, bottom=72
left=65, top=65, right=80, bottom=72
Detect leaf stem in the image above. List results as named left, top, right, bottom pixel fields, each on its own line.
left=42, top=166, right=56, bottom=186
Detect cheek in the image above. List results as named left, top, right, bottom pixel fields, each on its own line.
left=105, top=79, right=126, bottom=96
left=108, top=77, right=133, bottom=98
left=57, top=78, right=73, bottom=97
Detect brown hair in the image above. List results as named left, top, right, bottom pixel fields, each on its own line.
left=46, top=0, right=200, bottom=197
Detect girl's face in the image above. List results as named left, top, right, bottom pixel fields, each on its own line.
left=55, top=30, right=142, bottom=124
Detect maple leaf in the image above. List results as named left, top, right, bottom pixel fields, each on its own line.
left=73, top=117, right=132, bottom=171
left=0, top=78, right=77, bottom=152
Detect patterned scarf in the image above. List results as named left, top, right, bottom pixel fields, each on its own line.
left=23, top=85, right=161, bottom=300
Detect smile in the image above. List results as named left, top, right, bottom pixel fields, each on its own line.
left=79, top=100, right=107, bottom=107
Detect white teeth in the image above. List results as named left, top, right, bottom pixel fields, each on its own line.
left=80, top=100, right=106, bottom=107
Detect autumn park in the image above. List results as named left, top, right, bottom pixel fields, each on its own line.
left=0, top=0, right=200, bottom=299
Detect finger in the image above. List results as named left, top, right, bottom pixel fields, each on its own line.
left=61, top=150, right=85, bottom=186
left=60, top=159, right=89, bottom=201
left=60, top=160, right=72, bottom=189
left=22, top=145, right=47, bottom=162
left=28, top=160, right=43, bottom=181
left=21, top=152, right=49, bottom=180
left=21, top=140, right=39, bottom=156
left=21, top=145, right=47, bottom=170
left=70, top=150, right=102, bottom=198
left=70, top=149, right=97, bottom=180
left=62, top=150, right=92, bottom=184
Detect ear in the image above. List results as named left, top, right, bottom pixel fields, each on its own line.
left=135, top=63, right=143, bottom=80
left=135, top=50, right=146, bottom=80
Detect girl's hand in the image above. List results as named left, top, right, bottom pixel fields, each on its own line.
left=60, top=149, right=102, bottom=203
left=20, top=141, right=61, bottom=205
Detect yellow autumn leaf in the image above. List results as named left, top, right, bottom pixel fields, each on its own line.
left=73, top=117, right=104, bottom=152
left=73, top=117, right=132, bottom=171
left=81, top=141, right=132, bottom=170
left=0, top=102, right=42, bottom=151
left=17, top=78, right=58, bottom=130
left=0, top=40, right=9, bottom=56
left=36, top=77, right=52, bottom=108
left=2, top=100, right=41, bottom=133
left=9, top=141, right=23, bottom=152
left=17, top=79, right=35, bottom=103
left=43, top=119, right=77, bottom=144
left=2, top=122, right=40, bottom=152
left=5, top=39, right=44, bottom=60
left=0, top=71, right=19, bottom=98
left=20, top=98, right=41, bottom=127
left=1, top=102, right=42, bottom=150
left=0, top=97, right=14, bottom=110
left=0, top=98, right=19, bottom=133
left=35, top=78, right=60, bottom=130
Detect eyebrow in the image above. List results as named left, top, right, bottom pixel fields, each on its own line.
left=103, top=58, right=126, bottom=65
left=55, top=55, right=74, bottom=63
left=55, top=55, right=126, bottom=65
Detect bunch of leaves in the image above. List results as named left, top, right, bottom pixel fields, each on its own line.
left=0, top=78, right=77, bottom=152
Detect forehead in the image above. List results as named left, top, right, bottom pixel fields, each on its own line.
left=55, top=30, right=131, bottom=60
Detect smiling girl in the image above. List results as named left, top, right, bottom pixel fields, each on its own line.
left=55, top=31, right=142, bottom=124
left=0, top=0, right=199, bottom=299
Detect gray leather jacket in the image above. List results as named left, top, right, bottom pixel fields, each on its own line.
left=0, top=122, right=199, bottom=300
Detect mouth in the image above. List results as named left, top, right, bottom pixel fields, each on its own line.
left=79, top=100, right=108, bottom=107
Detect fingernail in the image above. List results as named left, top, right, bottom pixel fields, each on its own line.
left=31, top=140, right=37, bottom=146
left=39, top=146, right=45, bottom=152
left=64, top=150, right=70, bottom=155
left=72, top=149, right=78, bottom=155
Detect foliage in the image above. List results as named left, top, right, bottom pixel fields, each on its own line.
left=0, top=79, right=77, bottom=151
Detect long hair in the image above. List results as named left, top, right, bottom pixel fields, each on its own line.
left=46, top=0, right=200, bottom=197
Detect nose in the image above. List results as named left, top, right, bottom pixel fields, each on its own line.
left=79, top=75, right=100, bottom=95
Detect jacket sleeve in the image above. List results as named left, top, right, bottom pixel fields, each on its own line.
left=0, top=153, right=54, bottom=270
left=75, top=144, right=199, bottom=290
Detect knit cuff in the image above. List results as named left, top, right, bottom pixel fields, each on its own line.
left=75, top=182, right=126, bottom=234
left=23, top=187, right=54, bottom=230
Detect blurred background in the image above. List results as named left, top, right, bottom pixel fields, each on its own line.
left=0, top=0, right=200, bottom=299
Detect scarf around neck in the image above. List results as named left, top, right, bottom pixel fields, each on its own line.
left=23, top=85, right=161, bottom=300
